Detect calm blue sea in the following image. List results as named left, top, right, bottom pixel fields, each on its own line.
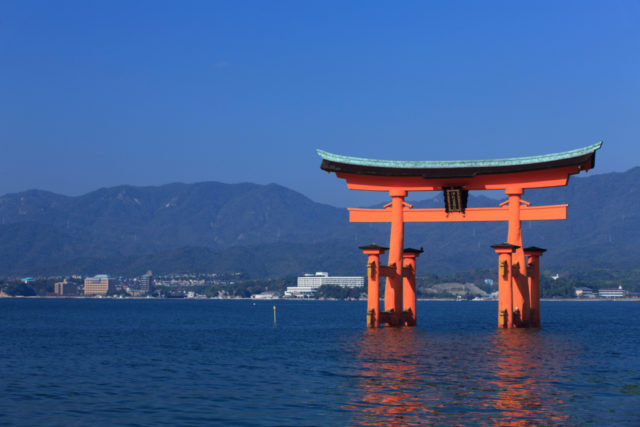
left=1, top=299, right=639, bottom=426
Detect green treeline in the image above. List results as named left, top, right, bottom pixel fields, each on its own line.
left=315, top=285, right=364, bottom=299
left=1, top=279, right=55, bottom=296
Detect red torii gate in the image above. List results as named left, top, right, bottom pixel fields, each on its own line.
left=318, top=142, right=601, bottom=328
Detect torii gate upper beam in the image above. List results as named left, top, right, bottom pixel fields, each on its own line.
left=319, top=142, right=601, bottom=192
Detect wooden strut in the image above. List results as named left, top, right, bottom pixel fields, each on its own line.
left=349, top=205, right=567, bottom=223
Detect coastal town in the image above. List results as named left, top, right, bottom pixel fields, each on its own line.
left=1, top=270, right=636, bottom=300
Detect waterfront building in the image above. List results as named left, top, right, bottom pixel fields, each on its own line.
left=139, top=271, right=154, bottom=295
left=285, top=272, right=364, bottom=298
left=251, top=291, right=279, bottom=299
left=54, top=279, right=78, bottom=296
left=575, top=287, right=595, bottom=298
left=598, top=286, right=626, bottom=298
left=84, top=274, right=113, bottom=296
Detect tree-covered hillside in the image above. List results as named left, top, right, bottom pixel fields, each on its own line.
left=1, top=168, right=639, bottom=282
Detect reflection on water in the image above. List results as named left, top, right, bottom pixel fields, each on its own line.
left=487, top=330, right=573, bottom=425
left=344, top=329, right=435, bottom=425
left=344, top=327, right=577, bottom=425
left=2, top=300, right=638, bottom=425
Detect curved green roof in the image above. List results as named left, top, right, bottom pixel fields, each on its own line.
left=318, top=142, right=602, bottom=169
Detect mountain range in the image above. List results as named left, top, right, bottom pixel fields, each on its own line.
left=1, top=167, right=639, bottom=278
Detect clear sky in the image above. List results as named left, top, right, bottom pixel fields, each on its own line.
left=1, top=1, right=638, bottom=207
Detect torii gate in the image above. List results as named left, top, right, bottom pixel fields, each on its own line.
left=318, top=142, right=601, bottom=328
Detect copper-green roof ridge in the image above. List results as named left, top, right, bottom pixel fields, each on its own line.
left=317, top=142, right=602, bottom=169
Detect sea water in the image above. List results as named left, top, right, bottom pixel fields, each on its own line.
left=1, top=299, right=639, bottom=425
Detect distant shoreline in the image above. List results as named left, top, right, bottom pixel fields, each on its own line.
left=1, top=295, right=639, bottom=302
left=540, top=297, right=640, bottom=302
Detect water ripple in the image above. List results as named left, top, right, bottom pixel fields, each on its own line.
left=1, top=299, right=640, bottom=425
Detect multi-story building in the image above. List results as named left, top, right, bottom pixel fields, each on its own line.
left=598, top=287, right=626, bottom=298
left=54, top=279, right=78, bottom=296
left=84, top=274, right=113, bottom=296
left=575, top=287, right=595, bottom=298
left=285, top=272, right=364, bottom=298
left=139, top=271, right=154, bottom=295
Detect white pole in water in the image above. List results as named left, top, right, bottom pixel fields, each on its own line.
left=273, top=305, right=277, bottom=325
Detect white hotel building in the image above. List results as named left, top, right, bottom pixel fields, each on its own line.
left=598, top=286, right=626, bottom=298
left=284, top=272, right=364, bottom=298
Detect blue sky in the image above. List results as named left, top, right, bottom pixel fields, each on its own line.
left=1, top=1, right=638, bottom=207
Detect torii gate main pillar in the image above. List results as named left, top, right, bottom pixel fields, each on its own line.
left=384, top=190, right=407, bottom=318
left=506, top=187, right=530, bottom=326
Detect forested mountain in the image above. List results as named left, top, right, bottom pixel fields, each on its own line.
left=1, top=167, right=639, bottom=278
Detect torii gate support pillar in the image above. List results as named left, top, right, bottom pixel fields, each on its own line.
left=492, top=243, right=519, bottom=328
left=525, top=247, right=546, bottom=328
left=402, top=248, right=423, bottom=326
left=360, top=245, right=387, bottom=328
